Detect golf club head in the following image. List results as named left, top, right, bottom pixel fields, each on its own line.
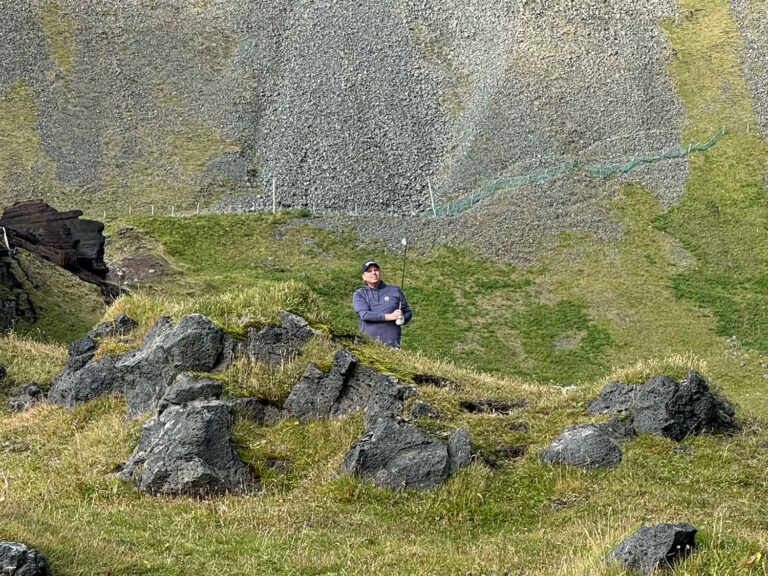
left=401, top=237, right=407, bottom=247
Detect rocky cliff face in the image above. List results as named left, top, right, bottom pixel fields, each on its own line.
left=0, top=0, right=690, bottom=215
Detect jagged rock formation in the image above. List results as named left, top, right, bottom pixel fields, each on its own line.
left=0, top=200, right=117, bottom=297
left=342, top=418, right=471, bottom=489
left=542, top=371, right=737, bottom=470
left=118, top=397, right=258, bottom=497
left=607, top=523, right=697, bottom=574
left=587, top=371, right=738, bottom=441
left=0, top=540, right=48, bottom=576
left=48, top=313, right=233, bottom=416
left=246, top=310, right=320, bottom=366
left=284, top=347, right=415, bottom=421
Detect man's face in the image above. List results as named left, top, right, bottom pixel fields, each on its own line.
left=362, top=265, right=381, bottom=284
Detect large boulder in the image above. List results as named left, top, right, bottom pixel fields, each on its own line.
left=247, top=310, right=320, bottom=366
left=118, top=400, right=257, bottom=497
left=47, top=354, right=123, bottom=407
left=341, top=416, right=472, bottom=489
left=284, top=347, right=413, bottom=421
left=539, top=424, right=622, bottom=469
left=0, top=540, right=48, bottom=576
left=49, top=314, right=232, bottom=416
left=588, top=371, right=737, bottom=441
left=607, top=523, right=697, bottom=574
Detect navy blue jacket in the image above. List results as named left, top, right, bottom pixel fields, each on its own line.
left=352, top=280, right=412, bottom=347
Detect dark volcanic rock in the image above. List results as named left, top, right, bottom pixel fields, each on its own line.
left=48, top=354, right=123, bottom=407
left=284, top=347, right=411, bottom=421
left=0, top=364, right=6, bottom=382
left=588, top=371, right=738, bottom=441
left=49, top=314, right=230, bottom=416
left=587, top=381, right=637, bottom=416
left=341, top=416, right=471, bottom=489
left=0, top=540, right=48, bottom=576
left=540, top=424, right=622, bottom=469
left=119, top=400, right=257, bottom=497
left=608, top=523, right=697, bottom=574
left=157, top=373, right=223, bottom=413
left=5, top=383, right=45, bottom=412
left=412, top=373, right=458, bottom=389
left=88, top=313, right=139, bottom=340
left=247, top=310, right=320, bottom=366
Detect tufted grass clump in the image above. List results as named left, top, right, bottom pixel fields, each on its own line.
left=0, top=331, right=66, bottom=390
left=101, top=279, right=327, bottom=342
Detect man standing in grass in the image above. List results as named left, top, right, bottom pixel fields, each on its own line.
left=353, top=260, right=412, bottom=347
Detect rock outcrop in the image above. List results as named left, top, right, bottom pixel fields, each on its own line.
left=587, top=371, right=738, bottom=441
left=0, top=200, right=118, bottom=299
left=539, top=424, right=622, bottom=469
left=5, top=383, right=45, bottom=412
left=0, top=540, right=48, bottom=576
left=607, top=523, right=697, bottom=574
left=284, top=348, right=414, bottom=421
left=247, top=310, right=320, bottom=366
left=341, top=417, right=472, bottom=489
left=118, top=399, right=257, bottom=497
left=49, top=313, right=232, bottom=416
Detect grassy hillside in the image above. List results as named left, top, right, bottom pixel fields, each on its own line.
left=0, top=286, right=766, bottom=575
left=2, top=0, right=768, bottom=574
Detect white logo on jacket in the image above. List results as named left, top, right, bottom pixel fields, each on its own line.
left=384, top=296, right=390, bottom=301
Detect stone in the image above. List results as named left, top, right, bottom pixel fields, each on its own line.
left=634, top=371, right=737, bottom=441
left=587, top=381, right=637, bottom=416
left=608, top=523, right=696, bottom=574
left=5, top=383, right=45, bottom=412
left=119, top=400, right=257, bottom=497
left=114, top=314, right=228, bottom=416
left=247, top=310, right=320, bottom=366
left=49, top=314, right=230, bottom=417
left=540, top=424, right=622, bottom=469
left=0, top=200, right=118, bottom=299
left=48, top=354, right=123, bottom=407
left=0, top=364, right=6, bottom=382
left=412, top=373, right=457, bottom=389
left=0, top=540, right=48, bottom=576
left=341, top=416, right=472, bottom=489
left=88, top=313, right=139, bottom=339
left=284, top=347, right=409, bottom=421
left=587, top=371, right=738, bottom=441
left=157, top=373, right=223, bottom=413
left=596, top=416, right=637, bottom=443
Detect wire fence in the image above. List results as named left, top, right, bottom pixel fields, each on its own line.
left=433, top=127, right=727, bottom=217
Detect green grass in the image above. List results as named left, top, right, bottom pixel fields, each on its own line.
left=656, top=0, right=768, bottom=351
left=3, top=0, right=768, bottom=573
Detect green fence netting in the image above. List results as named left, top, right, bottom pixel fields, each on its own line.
left=433, top=127, right=726, bottom=217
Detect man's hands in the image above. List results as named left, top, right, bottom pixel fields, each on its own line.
left=384, top=309, right=403, bottom=322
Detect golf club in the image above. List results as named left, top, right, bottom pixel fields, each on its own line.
left=397, top=237, right=407, bottom=325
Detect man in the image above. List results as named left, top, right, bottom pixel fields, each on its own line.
left=352, top=260, right=412, bottom=347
